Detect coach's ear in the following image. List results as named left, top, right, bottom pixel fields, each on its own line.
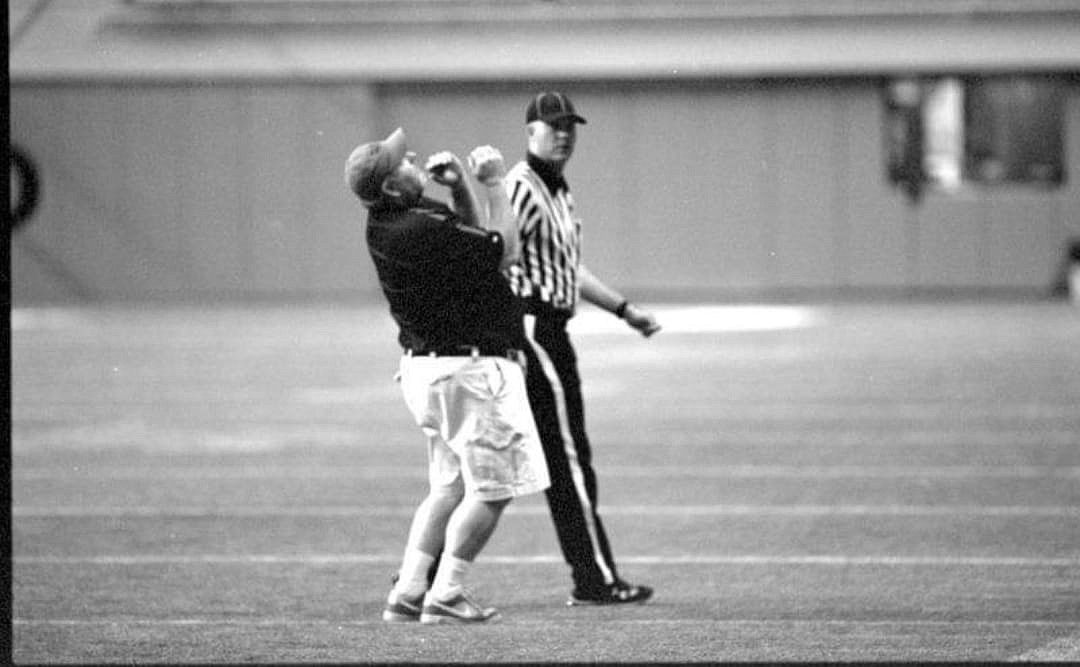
left=380, top=176, right=401, bottom=199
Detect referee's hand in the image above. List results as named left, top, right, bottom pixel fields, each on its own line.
left=624, top=304, right=661, bottom=338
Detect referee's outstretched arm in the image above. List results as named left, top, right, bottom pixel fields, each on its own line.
left=579, top=265, right=662, bottom=337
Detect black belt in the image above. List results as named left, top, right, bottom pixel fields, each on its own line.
left=406, top=346, right=522, bottom=362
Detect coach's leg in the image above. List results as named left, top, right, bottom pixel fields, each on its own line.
left=429, top=496, right=511, bottom=599
left=418, top=496, right=511, bottom=624
left=391, top=480, right=463, bottom=599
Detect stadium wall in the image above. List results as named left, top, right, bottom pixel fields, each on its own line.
left=11, top=79, right=1080, bottom=303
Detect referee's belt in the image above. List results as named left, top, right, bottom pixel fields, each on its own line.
left=405, top=346, right=523, bottom=362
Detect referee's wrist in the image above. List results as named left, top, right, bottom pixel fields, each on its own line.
left=613, top=299, right=630, bottom=319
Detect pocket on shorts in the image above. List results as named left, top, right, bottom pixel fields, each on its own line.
left=464, top=360, right=516, bottom=450
left=474, top=411, right=520, bottom=452
left=462, top=361, right=525, bottom=490
left=467, top=420, right=545, bottom=497
left=467, top=436, right=521, bottom=492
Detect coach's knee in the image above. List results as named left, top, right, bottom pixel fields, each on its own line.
left=428, top=481, right=465, bottom=507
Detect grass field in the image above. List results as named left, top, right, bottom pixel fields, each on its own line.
left=11, top=301, right=1080, bottom=662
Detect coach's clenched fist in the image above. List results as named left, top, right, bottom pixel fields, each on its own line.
left=424, top=150, right=465, bottom=186
left=467, top=145, right=506, bottom=186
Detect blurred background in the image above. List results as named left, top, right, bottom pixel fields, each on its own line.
left=9, top=0, right=1080, bottom=305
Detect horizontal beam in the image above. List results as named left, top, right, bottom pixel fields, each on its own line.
left=11, top=0, right=1080, bottom=82
left=115, top=0, right=1080, bottom=26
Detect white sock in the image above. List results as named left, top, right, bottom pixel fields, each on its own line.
left=429, top=554, right=471, bottom=601
left=394, top=548, right=435, bottom=598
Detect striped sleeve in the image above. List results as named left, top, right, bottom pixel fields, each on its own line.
left=509, top=179, right=542, bottom=237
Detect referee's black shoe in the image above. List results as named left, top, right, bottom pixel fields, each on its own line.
left=567, top=579, right=653, bottom=606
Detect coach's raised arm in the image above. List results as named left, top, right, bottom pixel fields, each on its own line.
left=424, top=145, right=517, bottom=270
left=468, top=145, right=519, bottom=270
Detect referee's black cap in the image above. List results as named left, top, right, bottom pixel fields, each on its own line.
left=526, top=92, right=587, bottom=125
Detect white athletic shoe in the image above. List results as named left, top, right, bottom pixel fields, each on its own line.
left=382, top=588, right=424, bottom=622
left=419, top=589, right=500, bottom=624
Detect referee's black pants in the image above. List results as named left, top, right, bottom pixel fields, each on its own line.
left=523, top=312, right=621, bottom=593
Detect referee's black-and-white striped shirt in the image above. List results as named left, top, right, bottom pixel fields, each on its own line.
left=505, top=153, right=582, bottom=315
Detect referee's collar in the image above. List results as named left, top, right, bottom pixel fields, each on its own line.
left=527, top=152, right=568, bottom=194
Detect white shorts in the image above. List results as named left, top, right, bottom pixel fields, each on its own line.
left=397, top=354, right=550, bottom=502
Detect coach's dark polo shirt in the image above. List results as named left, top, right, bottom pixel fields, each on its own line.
left=366, top=196, right=524, bottom=355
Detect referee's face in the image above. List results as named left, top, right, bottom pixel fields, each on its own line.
left=528, top=119, right=577, bottom=166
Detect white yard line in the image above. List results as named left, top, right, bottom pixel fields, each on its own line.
left=12, top=464, right=1080, bottom=480
left=13, top=554, right=1080, bottom=566
left=1009, top=633, right=1080, bottom=661
left=12, top=618, right=1080, bottom=629
left=11, top=504, right=1080, bottom=518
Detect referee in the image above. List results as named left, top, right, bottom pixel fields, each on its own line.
left=506, top=92, right=661, bottom=606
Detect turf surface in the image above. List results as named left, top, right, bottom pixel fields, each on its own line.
left=11, top=302, right=1080, bottom=662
